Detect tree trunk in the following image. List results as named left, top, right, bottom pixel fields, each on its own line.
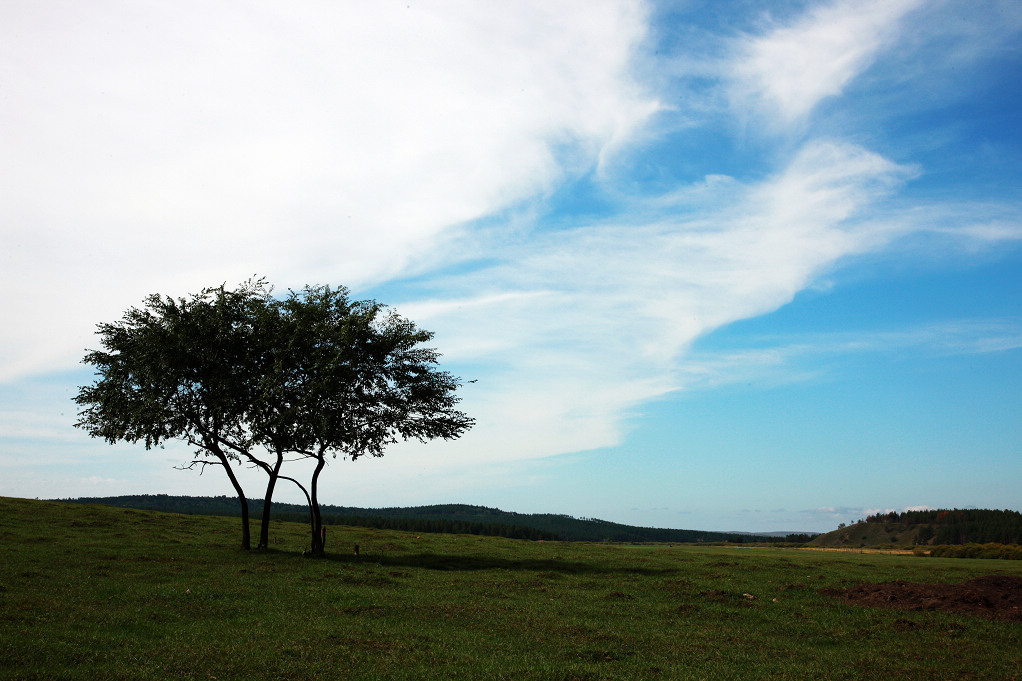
left=309, top=454, right=327, bottom=556
left=257, top=450, right=284, bottom=549
left=237, top=493, right=252, bottom=551
left=218, top=451, right=251, bottom=550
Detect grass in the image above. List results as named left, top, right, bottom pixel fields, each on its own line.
left=1, top=496, right=1020, bottom=680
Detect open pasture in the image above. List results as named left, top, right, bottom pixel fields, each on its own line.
left=1, top=497, right=1020, bottom=680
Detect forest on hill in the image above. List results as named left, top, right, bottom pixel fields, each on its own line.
left=862, top=508, right=1022, bottom=545
left=58, top=495, right=805, bottom=543
left=812, top=508, right=1022, bottom=548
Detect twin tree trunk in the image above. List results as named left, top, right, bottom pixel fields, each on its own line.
left=252, top=447, right=325, bottom=556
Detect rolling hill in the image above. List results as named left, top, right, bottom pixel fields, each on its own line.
left=58, top=494, right=809, bottom=543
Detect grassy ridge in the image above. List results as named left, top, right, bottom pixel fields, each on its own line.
left=2, top=496, right=1021, bottom=680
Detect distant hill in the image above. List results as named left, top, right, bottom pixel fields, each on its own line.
left=57, top=494, right=807, bottom=543
left=810, top=509, right=1022, bottom=548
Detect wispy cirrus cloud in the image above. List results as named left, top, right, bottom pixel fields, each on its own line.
left=676, top=318, right=1022, bottom=392
left=400, top=139, right=921, bottom=462
left=726, top=0, right=924, bottom=128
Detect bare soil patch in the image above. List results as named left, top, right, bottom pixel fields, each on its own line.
left=821, top=575, right=1022, bottom=622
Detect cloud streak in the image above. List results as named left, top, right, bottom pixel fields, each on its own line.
left=675, top=318, right=1022, bottom=392
left=726, top=0, right=924, bottom=128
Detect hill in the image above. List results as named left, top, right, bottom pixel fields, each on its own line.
left=810, top=508, right=1022, bottom=548
left=57, top=494, right=805, bottom=543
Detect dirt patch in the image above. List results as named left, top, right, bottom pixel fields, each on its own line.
left=821, top=575, right=1022, bottom=622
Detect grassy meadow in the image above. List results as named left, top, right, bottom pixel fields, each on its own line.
left=1, top=496, right=1020, bottom=680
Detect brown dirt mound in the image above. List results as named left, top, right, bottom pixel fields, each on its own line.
left=821, top=575, right=1022, bottom=621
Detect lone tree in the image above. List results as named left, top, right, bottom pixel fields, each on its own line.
left=74, top=279, right=474, bottom=554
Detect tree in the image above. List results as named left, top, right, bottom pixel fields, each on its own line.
left=75, top=279, right=474, bottom=555
left=254, top=285, right=475, bottom=556
left=74, top=279, right=271, bottom=550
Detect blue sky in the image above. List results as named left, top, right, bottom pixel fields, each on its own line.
left=2, top=0, right=1020, bottom=533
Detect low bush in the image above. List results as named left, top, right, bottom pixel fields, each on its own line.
left=927, top=543, right=1022, bottom=560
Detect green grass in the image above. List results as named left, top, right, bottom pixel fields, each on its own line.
left=1, top=496, right=1020, bottom=680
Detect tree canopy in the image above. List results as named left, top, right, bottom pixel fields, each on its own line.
left=75, top=279, right=474, bottom=554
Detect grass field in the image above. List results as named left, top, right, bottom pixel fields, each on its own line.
left=1, top=496, right=1020, bottom=680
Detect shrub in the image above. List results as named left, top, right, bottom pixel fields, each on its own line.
left=927, top=543, right=1022, bottom=560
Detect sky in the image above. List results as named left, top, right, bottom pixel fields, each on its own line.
left=2, top=0, right=1020, bottom=534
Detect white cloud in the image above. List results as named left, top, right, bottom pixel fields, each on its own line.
left=727, top=0, right=923, bottom=127
left=0, top=410, right=82, bottom=443
left=83, top=475, right=121, bottom=486
left=0, top=0, right=658, bottom=383
left=675, top=318, right=1022, bottom=392
left=855, top=505, right=937, bottom=519
left=399, top=139, right=921, bottom=463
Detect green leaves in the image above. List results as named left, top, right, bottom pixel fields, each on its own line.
left=254, top=284, right=474, bottom=462
left=75, top=279, right=272, bottom=455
